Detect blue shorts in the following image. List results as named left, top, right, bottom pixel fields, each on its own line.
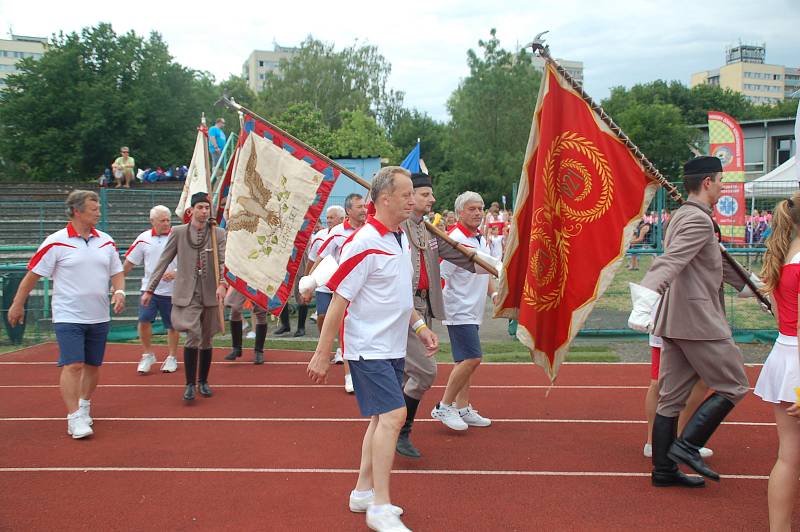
left=138, top=293, right=173, bottom=329
left=316, top=291, right=333, bottom=316
left=348, top=357, right=406, bottom=417
left=447, top=324, right=483, bottom=362
left=54, top=321, right=111, bottom=367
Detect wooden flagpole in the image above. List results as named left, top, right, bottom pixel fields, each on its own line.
left=215, top=96, right=499, bottom=277
left=527, top=34, right=771, bottom=313
left=200, top=113, right=227, bottom=331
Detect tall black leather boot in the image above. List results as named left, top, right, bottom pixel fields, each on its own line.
left=668, top=393, right=735, bottom=481
left=225, top=320, right=243, bottom=360
left=396, top=394, right=421, bottom=458
left=293, top=304, right=308, bottom=337
left=651, top=414, right=705, bottom=488
left=183, top=347, right=198, bottom=401
left=198, top=348, right=213, bottom=397
left=274, top=306, right=290, bottom=335
left=254, top=323, right=267, bottom=365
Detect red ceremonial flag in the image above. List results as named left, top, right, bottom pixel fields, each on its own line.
left=495, top=61, right=658, bottom=381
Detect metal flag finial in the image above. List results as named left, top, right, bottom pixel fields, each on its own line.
left=524, top=31, right=549, bottom=55
left=201, top=112, right=207, bottom=126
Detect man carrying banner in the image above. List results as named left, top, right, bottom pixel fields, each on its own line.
left=123, top=205, right=180, bottom=374
left=628, top=155, right=756, bottom=487
left=143, top=192, right=227, bottom=401
left=307, top=166, right=438, bottom=532
left=310, top=194, right=367, bottom=393
left=224, top=289, right=267, bottom=364
left=431, top=191, right=496, bottom=432
left=396, top=173, right=480, bottom=458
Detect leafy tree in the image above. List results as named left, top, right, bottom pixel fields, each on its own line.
left=273, top=103, right=336, bottom=156
left=331, top=109, right=398, bottom=160
left=0, top=23, right=215, bottom=180
left=260, top=36, right=404, bottom=131
left=613, top=102, right=698, bottom=179
left=441, top=29, right=541, bottom=209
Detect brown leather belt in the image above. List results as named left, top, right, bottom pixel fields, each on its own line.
left=414, top=289, right=429, bottom=299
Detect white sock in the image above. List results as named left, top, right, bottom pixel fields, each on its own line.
left=79, top=398, right=91, bottom=408
left=368, top=503, right=392, bottom=515
left=351, top=488, right=373, bottom=499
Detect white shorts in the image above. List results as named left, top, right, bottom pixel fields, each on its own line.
left=754, top=334, right=800, bottom=404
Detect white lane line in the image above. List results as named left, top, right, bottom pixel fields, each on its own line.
left=0, top=417, right=775, bottom=426
left=0, top=466, right=769, bottom=480
left=0, top=384, right=652, bottom=390
left=0, top=360, right=767, bottom=368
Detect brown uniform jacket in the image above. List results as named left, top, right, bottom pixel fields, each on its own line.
left=401, top=214, right=475, bottom=319
left=147, top=223, right=226, bottom=307
left=641, top=201, right=745, bottom=340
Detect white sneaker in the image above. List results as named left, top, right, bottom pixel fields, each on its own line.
left=344, top=373, right=354, bottom=394
left=458, top=405, right=491, bottom=427
left=333, top=348, right=344, bottom=364
left=349, top=491, right=403, bottom=515
left=431, top=402, right=468, bottom=431
left=366, top=506, right=411, bottom=532
left=310, top=311, right=318, bottom=323
left=137, top=353, right=157, bottom=374
left=643, top=443, right=652, bottom=458
left=67, top=411, right=93, bottom=439
left=161, top=355, right=178, bottom=373
left=78, top=401, right=93, bottom=426
left=246, top=331, right=256, bottom=339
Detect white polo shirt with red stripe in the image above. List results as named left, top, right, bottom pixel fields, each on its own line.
left=441, top=223, right=491, bottom=326
left=307, top=227, right=331, bottom=294
left=28, top=223, right=124, bottom=324
left=125, top=228, right=176, bottom=296
left=318, top=219, right=357, bottom=262
left=327, top=216, right=414, bottom=361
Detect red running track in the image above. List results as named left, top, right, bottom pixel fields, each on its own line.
left=0, top=343, right=790, bottom=530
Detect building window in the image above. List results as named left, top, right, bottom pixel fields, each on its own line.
left=258, top=73, right=265, bottom=80
left=258, top=60, right=264, bottom=67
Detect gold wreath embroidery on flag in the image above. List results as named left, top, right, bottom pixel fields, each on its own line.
left=227, top=142, right=292, bottom=259
left=523, top=131, right=614, bottom=311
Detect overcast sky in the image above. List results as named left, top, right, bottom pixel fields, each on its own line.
left=2, top=0, right=798, bottom=121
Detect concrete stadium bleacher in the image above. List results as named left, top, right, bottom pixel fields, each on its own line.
left=0, top=182, right=185, bottom=338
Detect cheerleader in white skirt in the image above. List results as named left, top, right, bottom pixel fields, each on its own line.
left=754, top=192, right=800, bottom=532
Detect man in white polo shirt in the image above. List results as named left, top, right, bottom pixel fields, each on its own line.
left=9, top=190, right=125, bottom=439
left=304, top=204, right=344, bottom=336
left=308, top=167, right=438, bottom=532
left=431, top=191, right=496, bottom=432
left=309, top=194, right=366, bottom=393
left=124, top=205, right=179, bottom=374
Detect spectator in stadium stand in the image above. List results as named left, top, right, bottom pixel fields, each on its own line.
left=123, top=205, right=180, bottom=375
left=8, top=190, right=125, bottom=439
left=112, top=146, right=136, bottom=188
left=444, top=210, right=457, bottom=231
left=307, top=166, right=438, bottom=532
left=208, top=118, right=226, bottom=173
left=431, top=191, right=496, bottom=432
left=142, top=192, right=227, bottom=401
left=754, top=192, right=800, bottom=531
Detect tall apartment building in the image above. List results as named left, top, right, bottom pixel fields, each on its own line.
left=242, top=43, right=299, bottom=93
left=0, top=34, right=47, bottom=88
left=690, top=42, right=800, bottom=105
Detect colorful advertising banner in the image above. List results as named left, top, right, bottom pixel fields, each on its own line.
left=709, top=111, right=746, bottom=243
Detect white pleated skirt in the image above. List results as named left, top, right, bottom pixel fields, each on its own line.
left=754, top=334, right=800, bottom=404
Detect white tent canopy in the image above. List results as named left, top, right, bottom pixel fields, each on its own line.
left=744, top=155, right=798, bottom=198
